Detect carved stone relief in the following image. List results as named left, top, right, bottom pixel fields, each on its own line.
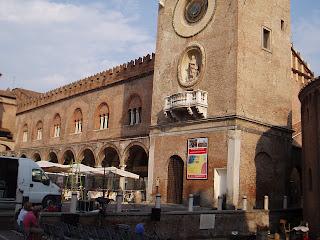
left=178, top=43, right=206, bottom=88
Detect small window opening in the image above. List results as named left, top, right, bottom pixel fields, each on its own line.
left=262, top=27, right=271, bottom=51
left=281, top=20, right=285, bottom=31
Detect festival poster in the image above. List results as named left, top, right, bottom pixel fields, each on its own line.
left=187, top=138, right=208, bottom=180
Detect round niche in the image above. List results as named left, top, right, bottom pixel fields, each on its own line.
left=173, top=0, right=216, bottom=37
left=178, top=43, right=206, bottom=88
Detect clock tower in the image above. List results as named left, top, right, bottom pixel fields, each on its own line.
left=148, top=0, right=292, bottom=209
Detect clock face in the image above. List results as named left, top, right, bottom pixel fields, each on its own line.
left=185, top=0, right=208, bottom=24
left=173, top=0, right=215, bottom=37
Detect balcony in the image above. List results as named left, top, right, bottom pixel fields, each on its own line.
left=164, top=90, right=208, bottom=121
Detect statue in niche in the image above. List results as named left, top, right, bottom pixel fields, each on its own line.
left=187, top=55, right=199, bottom=83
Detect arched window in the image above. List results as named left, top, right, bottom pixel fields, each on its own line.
left=127, top=95, right=142, bottom=125
left=73, top=108, right=83, bottom=134
left=95, top=103, right=109, bottom=130
left=35, top=121, right=43, bottom=140
left=22, top=124, right=28, bottom=142
left=53, top=114, right=61, bottom=138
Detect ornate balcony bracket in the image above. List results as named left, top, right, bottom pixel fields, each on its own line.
left=164, top=90, right=208, bottom=121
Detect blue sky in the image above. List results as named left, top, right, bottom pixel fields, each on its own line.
left=0, top=0, right=318, bottom=92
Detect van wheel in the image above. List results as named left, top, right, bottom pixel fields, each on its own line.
left=42, top=196, right=56, bottom=208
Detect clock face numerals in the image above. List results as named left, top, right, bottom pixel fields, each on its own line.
left=185, top=0, right=208, bottom=24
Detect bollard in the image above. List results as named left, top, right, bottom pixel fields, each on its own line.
left=155, top=193, right=161, bottom=209
left=242, top=195, right=247, bottom=211
left=116, top=193, right=123, bottom=213
left=218, top=196, right=223, bottom=210
left=264, top=195, right=269, bottom=210
left=70, top=192, right=78, bottom=213
left=283, top=196, right=288, bottom=209
left=188, top=194, right=194, bottom=212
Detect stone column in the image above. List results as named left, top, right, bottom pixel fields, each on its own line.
left=104, top=115, right=108, bottom=129
left=75, top=121, right=78, bottom=134
left=135, top=108, right=140, bottom=124
left=79, top=120, right=82, bottom=132
left=264, top=195, right=269, bottom=210
left=130, top=109, right=134, bottom=125
left=147, top=136, right=156, bottom=202
left=119, top=165, right=126, bottom=191
left=227, top=130, right=241, bottom=208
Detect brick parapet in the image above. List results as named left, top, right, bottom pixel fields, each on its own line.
left=17, top=53, right=155, bottom=114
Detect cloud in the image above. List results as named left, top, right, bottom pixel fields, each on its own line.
left=0, top=0, right=156, bottom=92
left=292, top=9, right=320, bottom=75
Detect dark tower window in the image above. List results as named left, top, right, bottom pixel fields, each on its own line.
left=262, top=27, right=271, bottom=51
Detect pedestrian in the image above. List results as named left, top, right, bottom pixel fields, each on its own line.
left=135, top=223, right=145, bottom=240
left=23, top=205, right=43, bottom=240
left=17, top=202, right=32, bottom=232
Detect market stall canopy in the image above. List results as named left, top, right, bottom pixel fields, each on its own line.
left=37, top=161, right=70, bottom=173
left=93, top=167, right=140, bottom=179
left=36, top=161, right=139, bottom=179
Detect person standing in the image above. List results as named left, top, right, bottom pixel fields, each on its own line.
left=23, top=206, right=43, bottom=240
left=17, top=202, right=32, bottom=232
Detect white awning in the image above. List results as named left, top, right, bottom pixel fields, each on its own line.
left=36, top=161, right=140, bottom=179
left=37, top=161, right=69, bottom=172
left=90, top=167, right=140, bottom=179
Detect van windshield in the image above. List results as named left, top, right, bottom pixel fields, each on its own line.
left=32, top=169, right=49, bottom=183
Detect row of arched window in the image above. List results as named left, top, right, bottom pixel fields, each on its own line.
left=21, top=95, right=143, bottom=142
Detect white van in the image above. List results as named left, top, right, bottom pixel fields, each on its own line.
left=0, top=157, right=61, bottom=209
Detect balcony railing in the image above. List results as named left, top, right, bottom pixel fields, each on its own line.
left=164, top=90, right=208, bottom=120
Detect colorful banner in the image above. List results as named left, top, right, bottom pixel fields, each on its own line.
left=187, top=138, right=208, bottom=180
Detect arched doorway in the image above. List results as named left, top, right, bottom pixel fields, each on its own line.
left=33, top=153, right=41, bottom=162
left=63, top=150, right=75, bottom=165
left=20, top=154, right=27, bottom=158
left=81, top=149, right=95, bottom=167
left=167, top=155, right=184, bottom=204
left=100, top=147, right=120, bottom=167
left=48, top=152, right=58, bottom=163
left=125, top=145, right=148, bottom=197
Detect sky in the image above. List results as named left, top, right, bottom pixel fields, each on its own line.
left=0, top=0, right=319, bottom=92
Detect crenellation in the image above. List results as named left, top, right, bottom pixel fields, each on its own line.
left=128, top=60, right=134, bottom=68
left=16, top=53, right=155, bottom=113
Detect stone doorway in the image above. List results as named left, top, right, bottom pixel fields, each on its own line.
left=167, top=155, right=184, bottom=204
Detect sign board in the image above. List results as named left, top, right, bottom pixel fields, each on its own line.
left=187, top=138, right=208, bottom=180
left=200, top=214, right=215, bottom=230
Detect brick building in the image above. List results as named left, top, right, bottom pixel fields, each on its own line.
left=1, top=1, right=314, bottom=209
left=299, top=76, right=320, bottom=237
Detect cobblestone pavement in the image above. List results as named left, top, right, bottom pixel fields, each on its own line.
left=0, top=230, right=23, bottom=240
